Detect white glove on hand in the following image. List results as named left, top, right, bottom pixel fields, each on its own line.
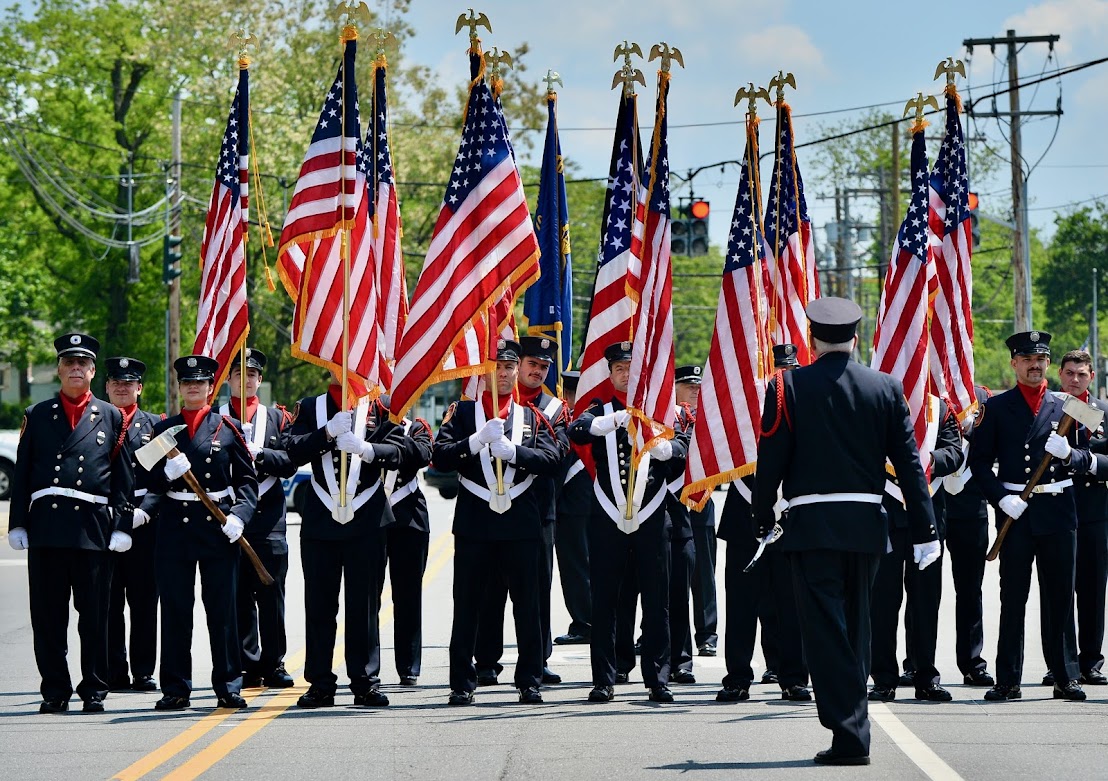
left=336, top=431, right=375, bottom=461
left=132, top=508, right=150, bottom=529
left=241, top=421, right=254, bottom=441
left=108, top=531, right=133, bottom=553
left=613, top=410, right=631, bottom=429
left=247, top=442, right=262, bottom=458
left=7, top=527, right=28, bottom=551
left=490, top=438, right=517, bottom=462
left=589, top=413, right=620, bottom=436
left=164, top=453, right=191, bottom=481
left=325, top=411, right=352, bottom=438
left=477, top=418, right=505, bottom=445
left=913, top=540, right=942, bottom=571
left=222, top=514, right=244, bottom=544
left=998, top=494, right=1028, bottom=520
left=650, top=438, right=673, bottom=461
left=1045, top=431, right=1072, bottom=461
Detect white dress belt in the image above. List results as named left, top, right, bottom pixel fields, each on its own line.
left=31, top=487, right=108, bottom=505
left=788, top=492, right=883, bottom=508
left=389, top=477, right=420, bottom=506
left=133, top=488, right=149, bottom=498
left=1001, top=480, right=1073, bottom=495
left=167, top=487, right=234, bottom=502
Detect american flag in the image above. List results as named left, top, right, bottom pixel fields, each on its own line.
left=928, top=89, right=976, bottom=420
left=457, top=285, right=518, bottom=400
left=276, top=35, right=385, bottom=397
left=872, top=122, right=933, bottom=466
left=194, top=65, right=250, bottom=394
left=683, top=116, right=770, bottom=509
left=764, top=102, right=819, bottom=365
left=388, top=49, right=539, bottom=422
left=574, top=92, right=642, bottom=414
left=625, top=75, right=676, bottom=462
left=369, top=57, right=405, bottom=389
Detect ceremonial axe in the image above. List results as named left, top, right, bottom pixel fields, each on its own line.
left=987, top=395, right=1104, bottom=561
left=137, top=425, right=275, bottom=585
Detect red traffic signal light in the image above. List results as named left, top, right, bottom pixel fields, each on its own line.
left=689, top=200, right=710, bottom=220
left=967, top=191, right=979, bottom=211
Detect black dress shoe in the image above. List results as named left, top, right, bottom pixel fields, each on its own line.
left=109, top=676, right=132, bottom=692
left=648, top=686, right=674, bottom=703
left=242, top=675, right=264, bottom=689
left=476, top=671, right=499, bottom=687
left=155, top=695, right=191, bottom=711
left=542, top=667, right=562, bottom=685
left=217, top=693, right=247, bottom=709
left=898, top=671, right=915, bottom=687
left=814, top=749, right=870, bottom=766
left=962, top=670, right=995, bottom=687
left=264, top=665, right=295, bottom=688
left=760, top=670, right=778, bottom=685
left=915, top=684, right=953, bottom=702
left=448, top=690, right=475, bottom=706
left=1053, top=681, right=1087, bottom=701
left=399, top=676, right=419, bottom=686
left=671, top=670, right=696, bottom=685
left=296, top=689, right=335, bottom=709
left=984, top=684, right=1021, bottom=701
left=518, top=686, right=543, bottom=704
left=868, top=686, right=896, bottom=702
left=1082, top=669, right=1108, bottom=685
left=132, top=675, right=157, bottom=692
left=554, top=633, right=589, bottom=645
left=39, top=698, right=69, bottom=714
left=615, top=672, right=630, bottom=684
left=82, top=697, right=105, bottom=713
left=782, top=685, right=812, bottom=702
left=697, top=643, right=717, bottom=657
left=354, top=688, right=389, bottom=707
left=1042, top=671, right=1055, bottom=686
left=587, top=686, right=615, bottom=703
left=716, top=686, right=750, bottom=702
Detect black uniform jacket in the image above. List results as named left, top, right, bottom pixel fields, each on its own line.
left=969, top=386, right=1091, bottom=536
left=286, top=394, right=410, bottom=540
left=754, top=352, right=937, bottom=554
left=885, top=399, right=964, bottom=539
left=942, top=386, right=992, bottom=522
left=528, top=390, right=571, bottom=525
left=568, top=396, right=691, bottom=526
left=382, top=398, right=434, bottom=533
left=433, top=399, right=562, bottom=541
left=124, top=408, right=163, bottom=549
left=11, top=393, right=134, bottom=551
left=665, top=403, right=697, bottom=541
left=716, top=476, right=755, bottom=543
left=146, top=409, right=258, bottom=559
left=223, top=402, right=298, bottom=554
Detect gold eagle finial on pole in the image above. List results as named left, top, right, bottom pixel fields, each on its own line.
left=769, top=71, right=796, bottom=105
left=648, top=42, right=684, bottom=74
left=734, top=82, right=771, bottom=118
left=933, top=57, right=966, bottom=87
left=611, top=41, right=645, bottom=97
left=455, top=8, right=492, bottom=45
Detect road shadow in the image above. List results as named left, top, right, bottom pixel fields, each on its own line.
left=646, top=759, right=815, bottom=771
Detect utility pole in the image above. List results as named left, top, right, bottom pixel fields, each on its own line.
left=167, top=89, right=182, bottom=414
left=964, top=30, right=1060, bottom=331
left=1094, top=267, right=1100, bottom=397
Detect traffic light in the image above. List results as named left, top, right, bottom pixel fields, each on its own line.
left=163, top=234, right=183, bottom=283
left=671, top=200, right=710, bottom=257
left=967, top=191, right=981, bottom=250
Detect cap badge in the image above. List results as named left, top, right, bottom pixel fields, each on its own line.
left=693, top=366, right=701, bottom=375
left=69, top=335, right=81, bottom=345
left=1030, top=331, right=1040, bottom=342
left=245, top=348, right=252, bottom=357
left=785, top=345, right=795, bottom=356
left=497, top=339, right=506, bottom=350
left=119, top=358, right=129, bottom=368
left=621, top=341, right=631, bottom=351
left=187, top=357, right=197, bottom=368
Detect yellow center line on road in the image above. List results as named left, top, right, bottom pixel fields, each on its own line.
left=113, top=529, right=454, bottom=781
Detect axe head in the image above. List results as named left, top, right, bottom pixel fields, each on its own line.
left=1063, top=394, right=1105, bottom=431
left=135, top=424, right=186, bottom=472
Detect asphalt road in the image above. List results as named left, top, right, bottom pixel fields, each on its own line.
left=1, top=491, right=1107, bottom=781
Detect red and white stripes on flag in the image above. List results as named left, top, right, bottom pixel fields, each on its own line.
left=455, top=286, right=518, bottom=400
left=194, top=64, right=250, bottom=394
left=626, top=74, right=676, bottom=462
left=574, top=92, right=642, bottom=414
left=928, top=88, right=976, bottom=420
left=763, top=101, right=818, bottom=366
left=388, top=48, right=539, bottom=422
left=873, top=120, right=933, bottom=467
left=682, top=116, right=770, bottom=509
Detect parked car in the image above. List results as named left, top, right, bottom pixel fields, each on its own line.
left=0, top=429, right=16, bottom=501
left=281, top=465, right=312, bottom=517
left=423, top=465, right=458, bottom=500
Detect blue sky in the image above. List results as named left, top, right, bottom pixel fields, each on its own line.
left=398, top=0, right=1108, bottom=253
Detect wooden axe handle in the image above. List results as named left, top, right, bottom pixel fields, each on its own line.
left=170, top=447, right=275, bottom=586
left=987, top=415, right=1075, bottom=562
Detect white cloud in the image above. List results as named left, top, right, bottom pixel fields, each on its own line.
left=735, top=25, right=827, bottom=78
left=1003, top=0, right=1108, bottom=55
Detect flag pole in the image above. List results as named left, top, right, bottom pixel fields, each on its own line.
left=490, top=330, right=506, bottom=498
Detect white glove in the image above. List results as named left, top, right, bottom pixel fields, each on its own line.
left=913, top=540, right=942, bottom=571
left=325, top=412, right=352, bottom=438
left=222, top=514, right=244, bottom=543
left=108, top=531, right=133, bottom=553
left=164, top=453, right=191, bottom=481
left=7, top=527, right=28, bottom=551
left=247, top=442, right=262, bottom=458
left=242, top=422, right=254, bottom=441
left=650, top=438, right=673, bottom=461
left=589, top=410, right=630, bottom=436
left=336, top=431, right=375, bottom=461
left=613, top=410, right=631, bottom=428
left=1045, top=432, right=1072, bottom=461
left=490, top=438, right=517, bottom=462
left=998, top=494, right=1028, bottom=520
left=132, top=508, right=150, bottom=529
left=477, top=418, right=505, bottom=444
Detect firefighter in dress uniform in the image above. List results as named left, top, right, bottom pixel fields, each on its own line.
left=553, top=370, right=593, bottom=647
left=8, top=333, right=134, bottom=714
left=104, top=356, right=161, bottom=693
